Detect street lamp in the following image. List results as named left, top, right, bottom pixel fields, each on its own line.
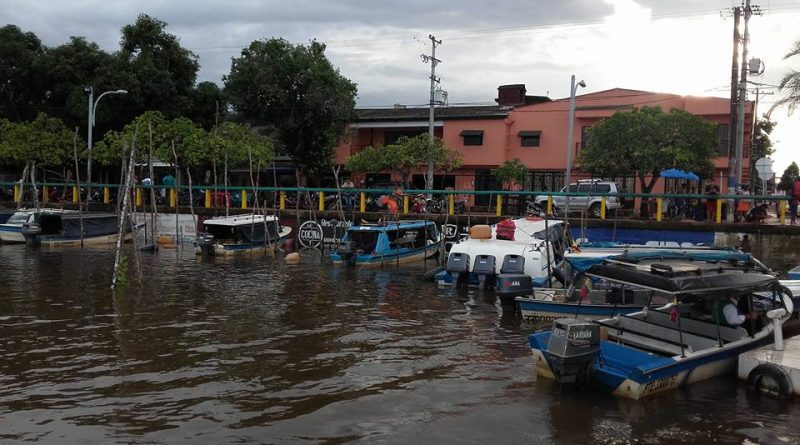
left=564, top=75, right=586, bottom=217
left=85, top=87, right=127, bottom=202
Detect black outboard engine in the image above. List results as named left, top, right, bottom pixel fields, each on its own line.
left=544, top=318, right=600, bottom=385
left=496, top=254, right=532, bottom=305
left=21, top=222, right=42, bottom=246
left=472, top=254, right=496, bottom=290
left=196, top=233, right=216, bottom=256
left=446, top=252, right=470, bottom=287
left=335, top=240, right=357, bottom=266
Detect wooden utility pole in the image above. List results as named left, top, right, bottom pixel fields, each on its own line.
left=727, top=5, right=741, bottom=190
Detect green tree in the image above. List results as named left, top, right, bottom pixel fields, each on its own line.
left=224, top=38, right=357, bottom=184
left=0, top=25, right=47, bottom=121
left=344, top=135, right=461, bottom=188
left=493, top=158, right=527, bottom=189
left=778, top=162, right=799, bottom=192
left=0, top=113, right=76, bottom=169
left=750, top=118, right=776, bottom=194
left=580, top=106, right=717, bottom=217
left=773, top=40, right=800, bottom=114
left=187, top=81, right=226, bottom=130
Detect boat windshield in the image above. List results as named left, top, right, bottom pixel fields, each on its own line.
left=348, top=231, right=379, bottom=253
left=5, top=213, right=31, bottom=224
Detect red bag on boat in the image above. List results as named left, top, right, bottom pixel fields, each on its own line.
left=495, top=219, right=516, bottom=241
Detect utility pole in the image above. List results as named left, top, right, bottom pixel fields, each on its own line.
left=727, top=6, right=741, bottom=191
left=421, top=35, right=442, bottom=194
left=735, top=0, right=761, bottom=188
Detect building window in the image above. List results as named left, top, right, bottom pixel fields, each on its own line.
left=717, top=124, right=730, bottom=156
left=384, top=130, right=425, bottom=145
left=518, top=131, right=541, bottom=147
left=460, top=130, right=483, bottom=146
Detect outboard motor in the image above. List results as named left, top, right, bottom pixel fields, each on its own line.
left=496, top=255, right=531, bottom=306
left=472, top=254, right=496, bottom=290
left=196, top=233, right=216, bottom=256
left=544, top=318, right=600, bottom=385
left=21, top=222, right=42, bottom=246
left=335, top=240, right=357, bottom=266
left=446, top=252, right=470, bottom=287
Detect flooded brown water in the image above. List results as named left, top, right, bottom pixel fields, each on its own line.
left=1, top=245, right=799, bottom=444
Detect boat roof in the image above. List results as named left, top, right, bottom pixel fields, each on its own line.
left=566, top=248, right=757, bottom=273
left=586, top=259, right=777, bottom=296
left=348, top=220, right=435, bottom=231
left=203, top=214, right=278, bottom=226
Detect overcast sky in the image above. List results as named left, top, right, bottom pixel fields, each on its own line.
left=4, top=0, right=799, bottom=175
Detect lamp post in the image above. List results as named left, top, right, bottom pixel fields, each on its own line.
left=85, top=87, right=127, bottom=202
left=564, top=74, right=586, bottom=217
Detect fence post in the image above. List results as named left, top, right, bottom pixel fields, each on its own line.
left=656, top=198, right=663, bottom=222
left=135, top=187, right=143, bottom=207
left=403, top=195, right=409, bottom=214
left=205, top=190, right=211, bottom=208
left=42, top=186, right=48, bottom=204
left=716, top=199, right=722, bottom=224
left=104, top=187, right=110, bottom=204
left=360, top=192, right=366, bottom=212
left=13, top=184, right=20, bottom=202
left=547, top=195, right=553, bottom=216
left=600, top=196, right=606, bottom=220
left=449, top=194, right=455, bottom=215
left=72, top=186, right=79, bottom=203
left=170, top=188, right=177, bottom=207
left=280, top=191, right=286, bottom=210
left=780, top=200, right=787, bottom=225
left=318, top=191, right=324, bottom=211
left=496, top=195, right=502, bottom=216
left=242, top=189, right=248, bottom=209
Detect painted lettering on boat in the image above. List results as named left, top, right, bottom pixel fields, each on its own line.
left=643, top=374, right=679, bottom=394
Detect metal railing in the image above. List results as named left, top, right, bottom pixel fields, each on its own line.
left=0, top=181, right=793, bottom=224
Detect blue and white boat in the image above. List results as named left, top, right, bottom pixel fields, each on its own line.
left=22, top=212, right=139, bottom=247
left=196, top=214, right=291, bottom=256
left=529, top=257, right=794, bottom=400
left=331, top=220, right=441, bottom=267
left=0, top=208, right=76, bottom=244
left=788, top=265, right=800, bottom=280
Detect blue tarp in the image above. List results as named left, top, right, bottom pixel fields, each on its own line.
left=660, top=168, right=700, bottom=181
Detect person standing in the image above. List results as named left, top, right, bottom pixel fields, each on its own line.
left=790, top=177, right=800, bottom=225
left=341, top=177, right=355, bottom=210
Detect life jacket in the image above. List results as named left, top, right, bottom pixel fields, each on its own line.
left=495, top=219, right=516, bottom=241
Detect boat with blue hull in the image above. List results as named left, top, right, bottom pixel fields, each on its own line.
left=0, top=208, right=76, bottom=243
left=331, top=220, right=441, bottom=267
left=529, top=257, right=794, bottom=400
left=196, top=214, right=291, bottom=257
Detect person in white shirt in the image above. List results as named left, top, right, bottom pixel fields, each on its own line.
left=712, top=293, right=757, bottom=329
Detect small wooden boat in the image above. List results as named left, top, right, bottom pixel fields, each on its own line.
left=331, top=220, right=441, bottom=267
left=195, top=214, right=291, bottom=256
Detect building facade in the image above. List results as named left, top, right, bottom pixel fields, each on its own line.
left=334, top=84, right=753, bottom=204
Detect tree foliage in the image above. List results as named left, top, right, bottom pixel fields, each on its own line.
left=0, top=25, right=47, bottom=121
left=345, top=135, right=461, bottom=188
left=493, top=158, right=527, bottom=189
left=580, top=105, right=717, bottom=194
left=778, top=162, right=799, bottom=192
left=0, top=113, right=77, bottom=167
left=773, top=39, right=800, bottom=115
left=224, top=38, right=357, bottom=180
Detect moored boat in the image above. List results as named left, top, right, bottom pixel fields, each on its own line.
left=331, top=219, right=441, bottom=267
left=21, top=212, right=138, bottom=247
left=0, top=208, right=77, bottom=244
left=195, top=214, right=291, bottom=256
left=436, top=217, right=569, bottom=304
left=529, top=257, right=794, bottom=400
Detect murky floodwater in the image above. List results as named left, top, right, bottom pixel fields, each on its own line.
left=1, top=245, right=799, bottom=444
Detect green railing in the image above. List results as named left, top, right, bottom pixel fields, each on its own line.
left=0, top=181, right=792, bottom=223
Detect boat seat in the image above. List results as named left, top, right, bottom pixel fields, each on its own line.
left=596, top=319, right=687, bottom=356
left=642, top=308, right=748, bottom=343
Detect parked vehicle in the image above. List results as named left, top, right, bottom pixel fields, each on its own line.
left=534, top=180, right=621, bottom=218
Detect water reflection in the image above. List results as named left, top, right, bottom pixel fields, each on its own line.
left=0, top=246, right=798, bottom=443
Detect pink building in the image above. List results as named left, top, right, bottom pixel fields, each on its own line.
left=334, top=84, right=753, bottom=206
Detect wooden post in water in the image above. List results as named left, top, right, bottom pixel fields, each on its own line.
left=71, top=128, right=85, bottom=248
left=112, top=132, right=138, bottom=290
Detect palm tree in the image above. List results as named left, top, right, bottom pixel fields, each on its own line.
left=773, top=40, right=800, bottom=114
